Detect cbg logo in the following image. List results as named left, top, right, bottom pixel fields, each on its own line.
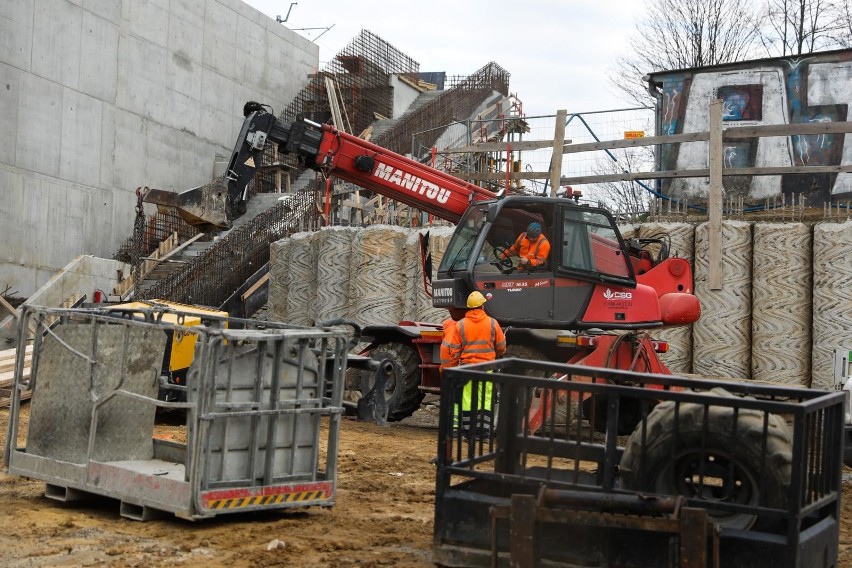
left=603, top=288, right=632, bottom=300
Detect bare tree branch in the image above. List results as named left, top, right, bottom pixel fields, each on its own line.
left=609, top=0, right=760, bottom=105
left=758, top=0, right=845, bottom=56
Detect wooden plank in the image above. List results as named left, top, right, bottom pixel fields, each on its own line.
left=0, top=295, right=17, bottom=319
left=0, top=355, right=32, bottom=374
left=0, top=390, right=30, bottom=409
left=561, top=164, right=852, bottom=185
left=438, top=139, right=567, bottom=153
left=0, top=367, right=31, bottom=383
left=708, top=100, right=723, bottom=291
left=725, top=120, right=852, bottom=139
left=0, top=344, right=33, bottom=360
left=241, top=273, right=270, bottom=302
left=550, top=110, right=567, bottom=197
left=463, top=171, right=552, bottom=182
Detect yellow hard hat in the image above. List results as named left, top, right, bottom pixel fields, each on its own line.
left=467, top=291, right=487, bottom=308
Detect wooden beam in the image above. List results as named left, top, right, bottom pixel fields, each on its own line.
left=438, top=140, right=569, bottom=153
left=463, top=171, right=552, bottom=182
left=561, top=164, right=852, bottom=185
left=241, top=273, right=270, bottom=302
left=550, top=110, right=567, bottom=196
left=0, top=295, right=17, bottom=319
left=708, top=100, right=723, bottom=291
left=564, top=119, right=852, bottom=155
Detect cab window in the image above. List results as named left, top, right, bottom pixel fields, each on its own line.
left=559, top=209, right=631, bottom=280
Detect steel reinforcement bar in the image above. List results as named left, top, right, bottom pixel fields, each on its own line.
left=140, top=188, right=319, bottom=307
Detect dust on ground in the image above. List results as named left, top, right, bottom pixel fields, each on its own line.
left=1, top=397, right=851, bottom=567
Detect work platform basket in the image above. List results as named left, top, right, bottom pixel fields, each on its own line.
left=433, top=358, right=845, bottom=568
left=3, top=304, right=349, bottom=520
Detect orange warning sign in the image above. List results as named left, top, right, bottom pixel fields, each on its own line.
left=624, top=131, right=645, bottom=139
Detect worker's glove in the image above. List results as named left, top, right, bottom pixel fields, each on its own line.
left=519, top=257, right=529, bottom=266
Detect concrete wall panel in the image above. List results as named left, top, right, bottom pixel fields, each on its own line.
left=203, top=1, right=238, bottom=78
left=168, top=19, right=204, bottom=72
left=170, top=0, right=206, bottom=23
left=0, top=168, right=25, bottom=265
left=2, top=0, right=318, bottom=295
left=16, top=73, right=62, bottom=176
left=0, top=63, right=20, bottom=165
left=79, top=11, right=119, bottom=103
left=32, top=0, right=82, bottom=89
left=119, top=36, right=171, bottom=125
left=127, top=1, right=169, bottom=47
left=199, top=67, right=236, bottom=143
left=0, top=1, right=34, bottom=72
left=111, top=110, right=146, bottom=190
left=82, top=0, right=121, bottom=24
left=98, top=104, right=116, bottom=188
left=60, top=87, right=103, bottom=187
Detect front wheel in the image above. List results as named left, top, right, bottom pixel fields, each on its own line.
left=619, top=388, right=792, bottom=531
left=359, top=342, right=424, bottom=422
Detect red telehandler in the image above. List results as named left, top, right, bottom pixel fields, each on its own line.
left=146, top=102, right=844, bottom=566
left=145, top=101, right=700, bottom=426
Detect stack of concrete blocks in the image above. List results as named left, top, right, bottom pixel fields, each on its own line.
left=812, top=221, right=852, bottom=389
left=751, top=223, right=812, bottom=387
left=693, top=221, right=753, bottom=380
left=348, top=226, right=409, bottom=327
left=286, top=232, right=318, bottom=327
left=409, top=226, right=457, bottom=324
left=638, top=222, right=695, bottom=374
left=267, top=220, right=852, bottom=391
left=270, top=225, right=451, bottom=329
left=268, top=239, right=291, bottom=324
left=315, top=227, right=357, bottom=325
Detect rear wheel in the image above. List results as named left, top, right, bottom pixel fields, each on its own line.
left=359, top=342, right=424, bottom=422
left=619, top=388, right=792, bottom=531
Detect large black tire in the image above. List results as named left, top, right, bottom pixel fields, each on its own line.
left=359, top=342, right=424, bottom=422
left=619, top=387, right=792, bottom=531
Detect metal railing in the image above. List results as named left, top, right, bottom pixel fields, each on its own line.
left=433, top=358, right=844, bottom=568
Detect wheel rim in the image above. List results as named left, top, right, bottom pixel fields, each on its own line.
left=660, top=448, right=760, bottom=530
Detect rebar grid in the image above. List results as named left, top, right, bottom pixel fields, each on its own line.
left=281, top=30, right=418, bottom=131
left=115, top=208, right=202, bottom=264
left=376, top=62, right=510, bottom=157
left=140, top=188, right=320, bottom=307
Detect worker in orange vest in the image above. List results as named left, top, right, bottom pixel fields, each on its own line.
left=440, top=291, right=506, bottom=438
left=500, top=221, right=550, bottom=269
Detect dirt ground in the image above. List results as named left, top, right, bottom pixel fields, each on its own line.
left=2, top=400, right=852, bottom=568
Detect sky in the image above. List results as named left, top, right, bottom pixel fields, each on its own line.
left=243, top=0, right=649, bottom=117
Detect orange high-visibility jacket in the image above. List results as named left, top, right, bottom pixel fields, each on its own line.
left=441, top=308, right=506, bottom=368
left=502, top=232, right=550, bottom=267
left=439, top=318, right=458, bottom=369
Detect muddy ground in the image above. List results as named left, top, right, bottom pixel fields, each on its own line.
left=1, top=400, right=852, bottom=567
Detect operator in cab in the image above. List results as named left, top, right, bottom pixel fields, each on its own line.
left=500, top=222, right=550, bottom=269
left=440, top=291, right=506, bottom=439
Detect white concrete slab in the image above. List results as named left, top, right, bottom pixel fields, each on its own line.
left=32, top=0, right=82, bottom=89
left=60, top=88, right=103, bottom=187
left=127, top=1, right=169, bottom=48
left=79, top=11, right=119, bottom=103
left=0, top=1, right=34, bottom=72
left=16, top=74, right=62, bottom=176
left=0, top=63, right=20, bottom=165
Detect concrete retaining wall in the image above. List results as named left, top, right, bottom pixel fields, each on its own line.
left=0, top=0, right=318, bottom=296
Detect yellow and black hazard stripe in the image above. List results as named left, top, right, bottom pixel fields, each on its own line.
left=206, top=489, right=329, bottom=510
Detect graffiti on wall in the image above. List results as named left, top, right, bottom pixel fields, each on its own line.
left=650, top=50, right=852, bottom=205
